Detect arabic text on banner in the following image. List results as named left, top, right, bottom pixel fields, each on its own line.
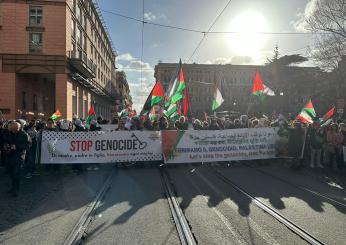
left=162, top=128, right=280, bottom=163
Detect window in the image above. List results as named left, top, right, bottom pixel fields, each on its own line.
left=83, top=35, right=87, bottom=51
left=29, top=6, right=43, bottom=26
left=76, top=27, right=81, bottom=46
left=76, top=4, right=80, bottom=21
left=78, top=88, right=83, bottom=117
left=84, top=99, right=88, bottom=118
left=33, top=94, right=38, bottom=111
left=29, top=33, right=43, bottom=53
left=84, top=15, right=87, bottom=30
left=71, top=20, right=75, bottom=39
left=22, top=92, right=27, bottom=109
left=72, top=85, right=77, bottom=115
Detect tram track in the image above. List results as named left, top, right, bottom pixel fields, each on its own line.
left=207, top=166, right=327, bottom=245
left=63, top=170, right=115, bottom=245
left=63, top=167, right=195, bottom=245
left=244, top=165, right=346, bottom=208
left=160, top=168, right=197, bottom=245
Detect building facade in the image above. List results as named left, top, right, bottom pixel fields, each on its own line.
left=115, top=71, right=132, bottom=111
left=0, top=0, right=120, bottom=120
left=155, top=63, right=326, bottom=117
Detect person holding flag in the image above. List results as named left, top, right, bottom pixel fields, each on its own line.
left=308, top=120, right=325, bottom=168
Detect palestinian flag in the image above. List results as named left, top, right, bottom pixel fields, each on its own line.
left=140, top=80, right=164, bottom=116
left=296, top=100, right=316, bottom=124
left=85, top=106, right=96, bottom=125
left=166, top=59, right=185, bottom=105
left=252, top=71, right=265, bottom=96
left=263, top=85, right=275, bottom=96
left=118, top=108, right=128, bottom=118
left=151, top=80, right=165, bottom=107
left=50, top=110, right=62, bottom=121
left=322, top=107, right=335, bottom=121
left=212, top=82, right=224, bottom=111
left=164, top=103, right=177, bottom=118
left=162, top=130, right=186, bottom=161
left=183, top=88, right=190, bottom=116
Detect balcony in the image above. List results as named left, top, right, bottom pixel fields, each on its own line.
left=71, top=73, right=120, bottom=102
left=68, top=51, right=96, bottom=78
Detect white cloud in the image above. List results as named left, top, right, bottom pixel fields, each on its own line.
left=126, top=60, right=152, bottom=70
left=144, top=12, right=157, bottom=21
left=117, top=53, right=135, bottom=61
left=144, top=11, right=167, bottom=22
left=291, top=0, right=317, bottom=32
left=116, top=53, right=155, bottom=112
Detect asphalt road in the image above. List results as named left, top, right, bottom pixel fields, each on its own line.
left=168, top=166, right=307, bottom=245
left=214, top=164, right=346, bottom=245
left=2, top=163, right=346, bottom=245
left=84, top=168, right=180, bottom=245
left=167, top=164, right=346, bottom=245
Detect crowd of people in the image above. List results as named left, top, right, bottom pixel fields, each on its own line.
left=0, top=112, right=345, bottom=197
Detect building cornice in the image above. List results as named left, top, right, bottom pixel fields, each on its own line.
left=0, top=0, right=66, bottom=6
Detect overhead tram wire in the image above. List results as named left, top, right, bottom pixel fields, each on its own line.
left=101, top=9, right=331, bottom=36
left=187, top=0, right=233, bottom=63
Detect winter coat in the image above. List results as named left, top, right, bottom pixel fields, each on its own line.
left=326, top=131, right=343, bottom=154
left=2, top=130, right=32, bottom=163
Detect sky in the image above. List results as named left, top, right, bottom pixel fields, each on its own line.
left=96, top=0, right=317, bottom=111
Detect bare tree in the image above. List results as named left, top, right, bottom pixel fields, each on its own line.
left=306, top=0, right=346, bottom=70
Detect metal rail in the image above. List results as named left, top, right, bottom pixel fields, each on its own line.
left=160, top=169, right=197, bottom=245
left=248, top=166, right=346, bottom=208
left=63, top=170, right=115, bottom=245
left=208, top=166, right=326, bottom=245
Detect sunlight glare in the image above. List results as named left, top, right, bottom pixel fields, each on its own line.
left=227, top=11, right=269, bottom=55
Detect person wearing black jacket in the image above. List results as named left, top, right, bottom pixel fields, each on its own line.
left=73, top=119, right=86, bottom=173
left=3, top=121, right=31, bottom=197
left=309, top=121, right=324, bottom=168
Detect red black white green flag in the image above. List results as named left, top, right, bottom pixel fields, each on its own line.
left=322, top=107, right=335, bottom=122
left=296, top=100, right=316, bottom=124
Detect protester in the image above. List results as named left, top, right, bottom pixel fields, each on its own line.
left=289, top=122, right=306, bottom=170
left=308, top=120, right=324, bottom=168
left=89, top=120, right=102, bottom=131
left=24, top=120, right=39, bottom=178
left=326, top=123, right=344, bottom=170
left=3, top=121, right=31, bottom=197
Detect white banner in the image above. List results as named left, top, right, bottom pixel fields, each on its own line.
left=40, top=131, right=162, bottom=164
left=162, top=128, right=279, bottom=164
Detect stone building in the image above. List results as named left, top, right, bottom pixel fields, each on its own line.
left=155, top=62, right=325, bottom=117
left=0, top=0, right=120, bottom=120
left=115, top=71, right=132, bottom=111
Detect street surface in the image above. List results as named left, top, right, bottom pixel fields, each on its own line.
left=1, top=162, right=346, bottom=244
